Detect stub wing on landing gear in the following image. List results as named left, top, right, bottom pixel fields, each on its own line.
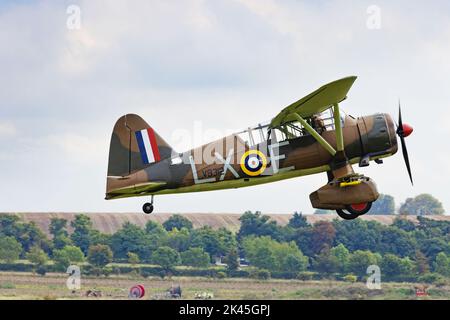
left=310, top=175, right=379, bottom=220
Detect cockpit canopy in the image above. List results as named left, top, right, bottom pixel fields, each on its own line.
left=235, top=107, right=346, bottom=146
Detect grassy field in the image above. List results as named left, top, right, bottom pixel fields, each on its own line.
left=0, top=272, right=448, bottom=300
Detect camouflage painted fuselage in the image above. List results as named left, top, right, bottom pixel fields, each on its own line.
left=105, top=113, right=398, bottom=200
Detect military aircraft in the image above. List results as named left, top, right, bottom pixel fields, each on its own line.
left=105, top=76, right=413, bottom=220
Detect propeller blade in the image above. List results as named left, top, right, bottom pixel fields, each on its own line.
left=399, top=135, right=413, bottom=185
left=396, top=101, right=413, bottom=185
left=397, top=101, right=403, bottom=135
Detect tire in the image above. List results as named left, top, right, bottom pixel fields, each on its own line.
left=142, top=203, right=154, bottom=214
left=336, top=209, right=360, bottom=220
left=345, top=202, right=372, bottom=215
left=336, top=202, right=372, bottom=220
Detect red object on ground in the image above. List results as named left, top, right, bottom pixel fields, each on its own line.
left=416, top=289, right=427, bottom=297
left=129, top=284, right=145, bottom=298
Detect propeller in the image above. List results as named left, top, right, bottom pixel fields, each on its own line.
left=396, top=101, right=414, bottom=185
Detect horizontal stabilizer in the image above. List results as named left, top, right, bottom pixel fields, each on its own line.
left=106, top=181, right=166, bottom=198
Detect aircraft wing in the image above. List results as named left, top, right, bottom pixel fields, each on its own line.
left=269, top=76, right=357, bottom=128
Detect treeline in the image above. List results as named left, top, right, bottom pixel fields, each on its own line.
left=315, top=193, right=445, bottom=215
left=0, top=212, right=450, bottom=284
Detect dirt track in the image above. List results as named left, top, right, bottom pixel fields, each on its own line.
left=0, top=272, right=447, bottom=300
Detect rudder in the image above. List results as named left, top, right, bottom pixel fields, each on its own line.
left=107, top=114, right=175, bottom=177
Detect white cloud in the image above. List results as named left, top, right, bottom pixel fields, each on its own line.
left=47, top=133, right=107, bottom=164
left=58, top=28, right=107, bottom=75
left=0, top=0, right=449, bottom=213
left=0, top=122, right=16, bottom=137
left=235, top=0, right=300, bottom=35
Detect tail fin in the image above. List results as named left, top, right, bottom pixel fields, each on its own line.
left=107, top=114, right=175, bottom=177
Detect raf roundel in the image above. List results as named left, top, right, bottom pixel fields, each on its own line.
left=240, top=150, right=267, bottom=176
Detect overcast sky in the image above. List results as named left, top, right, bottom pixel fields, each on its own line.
left=1, top=0, right=449, bottom=214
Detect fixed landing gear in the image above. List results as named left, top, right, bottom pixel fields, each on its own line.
left=142, top=195, right=154, bottom=214
left=336, top=202, right=372, bottom=220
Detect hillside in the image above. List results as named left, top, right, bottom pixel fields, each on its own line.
left=4, top=212, right=450, bottom=236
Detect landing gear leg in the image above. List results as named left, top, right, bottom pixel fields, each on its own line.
left=143, top=195, right=154, bottom=214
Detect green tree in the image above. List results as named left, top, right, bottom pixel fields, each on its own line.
left=288, top=212, right=310, bottom=229
left=434, top=252, right=450, bottom=277
left=347, top=250, right=380, bottom=277
left=190, top=226, right=234, bottom=259
left=237, top=211, right=284, bottom=241
left=330, top=244, right=350, bottom=273
left=26, top=246, right=49, bottom=268
left=163, top=214, right=193, bottom=231
left=88, top=244, right=113, bottom=267
left=333, top=219, right=382, bottom=253
left=145, top=221, right=168, bottom=249
left=290, top=226, right=314, bottom=257
left=18, top=222, right=52, bottom=255
left=415, top=250, right=430, bottom=275
left=419, top=237, right=450, bottom=261
left=313, top=248, right=340, bottom=274
left=242, top=236, right=308, bottom=273
left=49, top=218, right=69, bottom=237
left=110, top=222, right=152, bottom=261
left=313, top=244, right=351, bottom=275
left=0, top=236, right=22, bottom=263
left=53, top=234, right=73, bottom=250
left=151, top=246, right=181, bottom=271
left=311, top=221, right=336, bottom=254
left=0, top=214, right=21, bottom=236
left=399, top=194, right=445, bottom=215
left=283, top=254, right=309, bottom=273
left=368, top=194, right=395, bottom=214
left=252, top=246, right=277, bottom=270
left=379, top=226, right=417, bottom=257
left=381, top=254, right=415, bottom=281
left=145, top=221, right=168, bottom=238
left=416, top=216, right=450, bottom=237
left=216, top=228, right=238, bottom=257
left=224, top=248, right=239, bottom=273
left=166, top=227, right=191, bottom=252
left=70, top=214, right=94, bottom=255
left=89, top=230, right=111, bottom=247
left=53, top=245, right=85, bottom=271
left=60, top=245, right=84, bottom=262
left=392, top=216, right=416, bottom=232
left=127, top=252, right=140, bottom=265
left=180, top=247, right=210, bottom=268
left=50, top=217, right=73, bottom=251
left=0, top=215, right=51, bottom=255
left=49, top=218, right=73, bottom=251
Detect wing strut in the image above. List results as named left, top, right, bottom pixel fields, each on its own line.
left=333, top=103, right=344, bottom=152
left=290, top=113, right=337, bottom=156
left=289, top=103, right=346, bottom=160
